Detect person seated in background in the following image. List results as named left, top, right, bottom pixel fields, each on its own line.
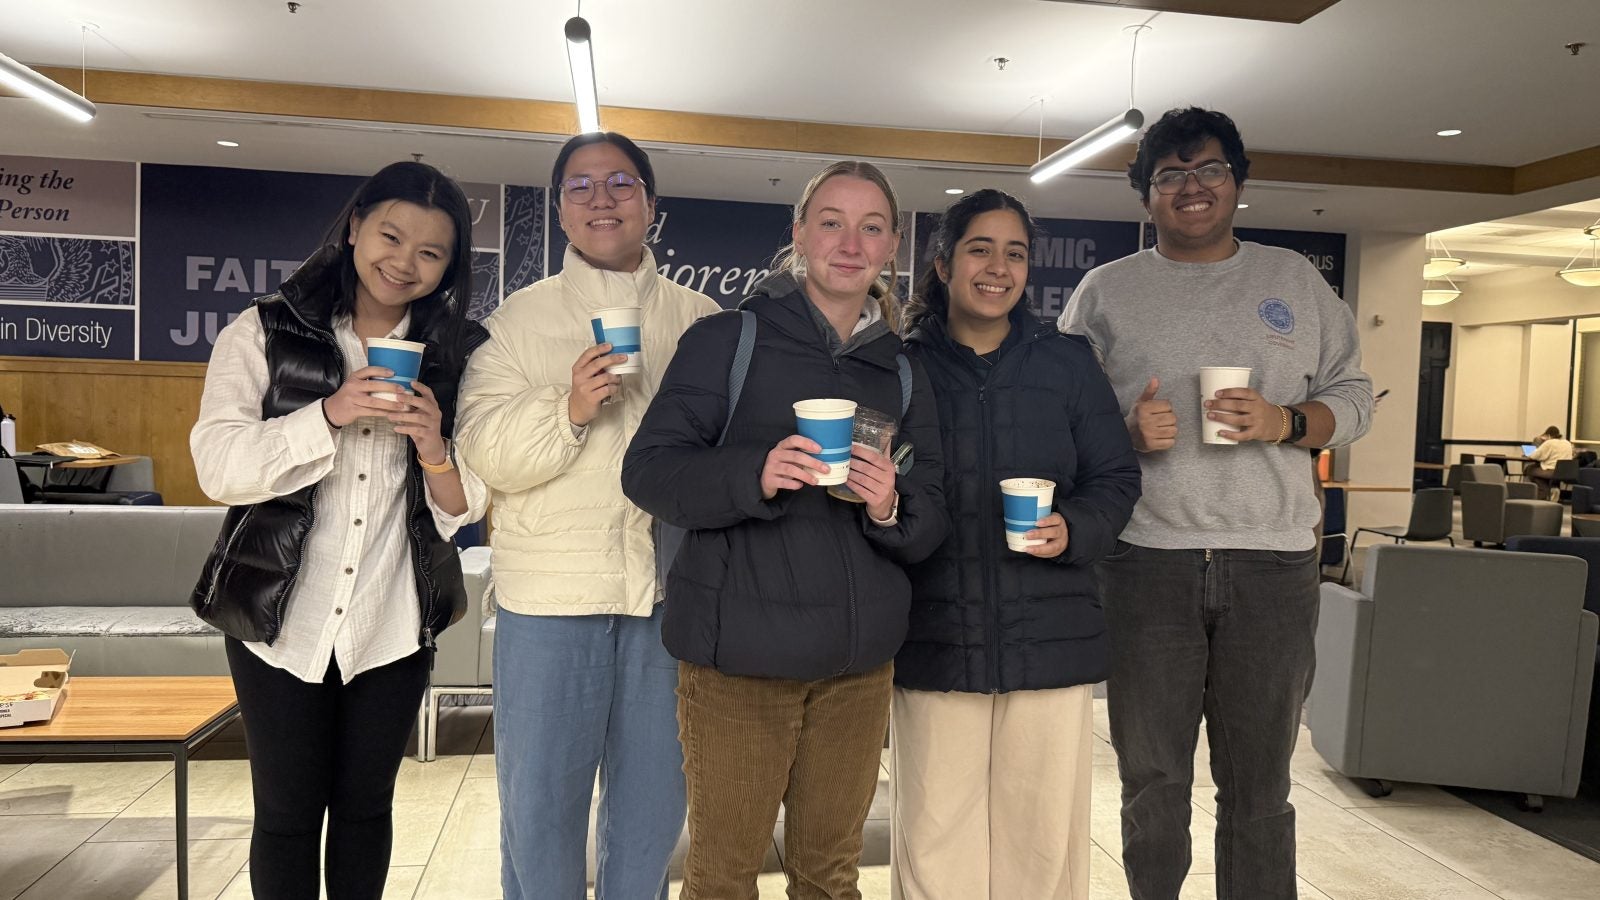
left=1525, top=425, right=1575, bottom=498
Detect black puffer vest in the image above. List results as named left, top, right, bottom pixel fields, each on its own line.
left=190, top=249, right=489, bottom=648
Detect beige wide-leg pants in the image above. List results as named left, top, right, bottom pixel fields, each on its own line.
left=890, top=683, right=1095, bottom=900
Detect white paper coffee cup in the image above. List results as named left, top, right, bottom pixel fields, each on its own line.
left=794, top=399, right=857, bottom=486
left=591, top=306, right=643, bottom=375
left=1001, top=477, right=1056, bottom=551
left=1200, top=366, right=1253, bottom=445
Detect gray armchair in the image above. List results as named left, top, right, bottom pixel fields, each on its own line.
left=1308, top=544, right=1597, bottom=808
left=1460, top=480, right=1560, bottom=546
left=416, top=545, right=494, bottom=762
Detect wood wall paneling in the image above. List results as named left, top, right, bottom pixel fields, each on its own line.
left=0, top=358, right=213, bottom=507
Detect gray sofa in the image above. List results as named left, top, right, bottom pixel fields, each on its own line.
left=0, top=505, right=230, bottom=674
left=1307, top=544, right=1597, bottom=808
left=0, top=507, right=493, bottom=710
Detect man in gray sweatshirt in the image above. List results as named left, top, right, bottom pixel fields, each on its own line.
left=1059, top=107, right=1372, bottom=900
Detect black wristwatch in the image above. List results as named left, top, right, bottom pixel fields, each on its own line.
left=1284, top=405, right=1308, bottom=444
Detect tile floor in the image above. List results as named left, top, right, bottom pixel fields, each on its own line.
left=4, top=696, right=1599, bottom=900
left=5, top=503, right=1596, bottom=899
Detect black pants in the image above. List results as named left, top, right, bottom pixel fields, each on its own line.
left=226, top=638, right=428, bottom=900
left=1096, top=544, right=1320, bottom=900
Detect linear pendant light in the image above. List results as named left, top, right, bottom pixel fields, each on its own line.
left=1029, top=109, right=1144, bottom=184
left=0, top=51, right=95, bottom=123
left=564, top=17, right=600, bottom=134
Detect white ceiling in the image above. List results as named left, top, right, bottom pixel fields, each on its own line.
left=1432, top=199, right=1600, bottom=280
left=2, top=0, right=1599, bottom=237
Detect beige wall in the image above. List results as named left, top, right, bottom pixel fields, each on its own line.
left=1447, top=267, right=1600, bottom=328
left=1343, top=231, right=1425, bottom=530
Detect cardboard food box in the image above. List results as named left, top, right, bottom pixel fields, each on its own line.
left=0, top=649, right=72, bottom=728
left=35, top=441, right=122, bottom=460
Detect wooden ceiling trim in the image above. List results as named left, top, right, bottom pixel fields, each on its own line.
left=14, top=66, right=1581, bottom=197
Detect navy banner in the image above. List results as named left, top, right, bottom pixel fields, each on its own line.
left=913, top=214, right=1142, bottom=321
left=551, top=195, right=792, bottom=309
left=0, top=304, right=134, bottom=360
left=140, top=164, right=363, bottom=361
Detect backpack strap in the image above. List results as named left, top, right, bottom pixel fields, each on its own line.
left=716, top=310, right=758, bottom=447
left=896, top=353, right=912, bottom=416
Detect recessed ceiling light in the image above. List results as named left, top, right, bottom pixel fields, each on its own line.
left=1436, top=129, right=1462, bottom=137
left=216, top=140, right=239, bottom=147
left=1237, top=203, right=1249, bottom=209
left=945, top=188, right=963, bottom=195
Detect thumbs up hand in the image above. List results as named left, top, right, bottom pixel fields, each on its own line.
left=1129, top=377, right=1177, bottom=452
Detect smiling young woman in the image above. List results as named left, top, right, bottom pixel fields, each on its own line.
left=622, top=160, right=951, bottom=898
left=892, top=188, right=1141, bottom=900
left=452, top=132, right=721, bottom=899
left=189, top=160, right=489, bottom=899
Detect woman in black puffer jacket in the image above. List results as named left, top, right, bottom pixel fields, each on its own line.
left=890, top=189, right=1141, bottom=900
left=623, top=161, right=948, bottom=898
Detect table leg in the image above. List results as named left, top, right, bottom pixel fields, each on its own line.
left=173, top=744, right=189, bottom=900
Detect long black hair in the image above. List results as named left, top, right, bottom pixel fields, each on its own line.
left=1127, top=107, right=1251, bottom=199
left=905, top=188, right=1035, bottom=332
left=314, top=161, right=476, bottom=372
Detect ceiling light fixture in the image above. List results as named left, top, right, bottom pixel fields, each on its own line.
left=216, top=140, right=239, bottom=147
left=564, top=15, right=600, bottom=134
left=1422, top=233, right=1465, bottom=279
left=1421, top=273, right=1462, bottom=306
left=1237, top=203, right=1249, bottom=209
left=1030, top=22, right=1150, bottom=184
left=0, top=49, right=96, bottom=123
left=1558, top=220, right=1600, bottom=287
left=945, top=188, right=963, bottom=195
left=1436, top=129, right=1462, bottom=137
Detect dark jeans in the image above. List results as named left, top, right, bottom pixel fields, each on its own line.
left=226, top=638, right=429, bottom=900
left=1097, top=543, right=1319, bottom=900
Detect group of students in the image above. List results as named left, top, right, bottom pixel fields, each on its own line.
left=190, top=105, right=1373, bottom=900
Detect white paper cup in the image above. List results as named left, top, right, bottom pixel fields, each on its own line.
left=590, top=306, right=643, bottom=375
left=794, top=399, right=857, bottom=486
left=1001, top=477, right=1056, bottom=551
left=366, top=337, right=425, bottom=404
left=1200, top=366, right=1253, bottom=445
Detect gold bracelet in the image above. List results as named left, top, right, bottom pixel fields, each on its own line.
left=1272, top=405, right=1291, bottom=443
left=418, top=451, right=455, bottom=474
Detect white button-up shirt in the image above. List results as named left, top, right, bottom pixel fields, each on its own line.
left=192, top=306, right=488, bottom=683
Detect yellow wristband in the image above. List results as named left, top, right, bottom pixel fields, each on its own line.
left=418, top=450, right=454, bottom=474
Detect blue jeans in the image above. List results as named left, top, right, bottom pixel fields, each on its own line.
left=1096, top=543, right=1319, bottom=900
left=494, top=604, right=686, bottom=900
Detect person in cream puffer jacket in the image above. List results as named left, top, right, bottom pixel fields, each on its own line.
left=454, top=132, right=719, bottom=900
left=458, top=241, right=716, bottom=616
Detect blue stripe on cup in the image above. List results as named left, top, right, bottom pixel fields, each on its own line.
left=796, top=416, right=854, bottom=465
left=366, top=345, right=423, bottom=387
left=1002, top=496, right=1050, bottom=535
left=591, top=322, right=642, bottom=354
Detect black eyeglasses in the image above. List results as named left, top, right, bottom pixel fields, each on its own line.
left=1150, top=161, right=1233, bottom=195
left=561, top=172, right=645, bottom=204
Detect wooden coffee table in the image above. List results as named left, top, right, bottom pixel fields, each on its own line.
left=0, top=676, right=239, bottom=900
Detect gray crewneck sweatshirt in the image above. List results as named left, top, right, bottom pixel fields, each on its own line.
left=1059, top=242, right=1372, bottom=551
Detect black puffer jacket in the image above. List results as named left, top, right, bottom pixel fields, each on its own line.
left=897, top=308, right=1140, bottom=693
left=190, top=248, right=489, bottom=647
left=623, top=273, right=949, bottom=681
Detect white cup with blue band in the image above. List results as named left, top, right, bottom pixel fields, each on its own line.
left=1000, top=477, right=1056, bottom=551
left=590, top=306, right=643, bottom=374
left=364, top=337, right=426, bottom=403
left=793, top=399, right=857, bottom=486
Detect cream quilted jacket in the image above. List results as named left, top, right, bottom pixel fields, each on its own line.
left=456, top=246, right=720, bottom=616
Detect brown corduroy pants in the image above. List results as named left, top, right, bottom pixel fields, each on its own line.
left=675, top=660, right=893, bottom=900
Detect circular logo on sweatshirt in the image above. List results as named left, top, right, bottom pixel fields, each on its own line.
left=1259, top=298, right=1294, bottom=335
